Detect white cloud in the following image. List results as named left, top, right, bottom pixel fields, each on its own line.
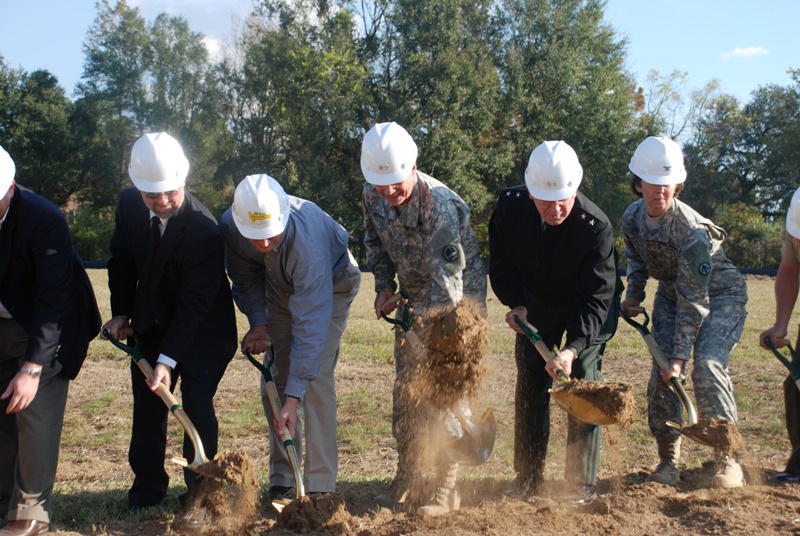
left=721, top=46, right=769, bottom=60
left=203, top=36, right=224, bottom=61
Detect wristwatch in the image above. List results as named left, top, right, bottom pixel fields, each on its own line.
left=20, top=366, right=42, bottom=379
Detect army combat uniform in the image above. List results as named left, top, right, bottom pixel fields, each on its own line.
left=621, top=198, right=747, bottom=449
left=363, top=170, right=486, bottom=503
left=488, top=186, right=620, bottom=492
left=776, top=232, right=800, bottom=475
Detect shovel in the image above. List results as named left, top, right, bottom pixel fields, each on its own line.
left=244, top=346, right=305, bottom=512
left=764, top=336, right=800, bottom=392
left=381, top=293, right=497, bottom=466
left=620, top=310, right=698, bottom=426
left=102, top=328, right=221, bottom=480
left=619, top=309, right=731, bottom=448
left=512, top=316, right=624, bottom=425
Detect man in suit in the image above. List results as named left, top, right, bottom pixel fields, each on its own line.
left=0, top=144, right=101, bottom=536
left=101, top=132, right=237, bottom=511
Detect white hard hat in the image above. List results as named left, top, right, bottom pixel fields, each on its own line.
left=628, top=136, right=687, bottom=185
left=786, top=187, right=800, bottom=239
left=128, top=132, right=189, bottom=192
left=524, top=140, right=583, bottom=201
left=0, top=144, right=15, bottom=194
left=360, top=122, right=418, bottom=186
left=232, top=174, right=290, bottom=240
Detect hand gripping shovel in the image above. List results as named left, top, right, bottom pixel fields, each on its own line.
left=764, top=336, right=800, bottom=392
left=244, top=346, right=305, bottom=512
left=512, top=316, right=624, bottom=425
left=103, top=329, right=220, bottom=480
left=381, top=293, right=497, bottom=466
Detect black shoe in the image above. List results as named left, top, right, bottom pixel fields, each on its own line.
left=267, top=485, right=295, bottom=502
left=571, top=484, right=597, bottom=505
left=503, top=473, right=541, bottom=497
left=775, top=471, right=800, bottom=483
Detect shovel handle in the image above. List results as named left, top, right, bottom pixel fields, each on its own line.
left=765, top=336, right=800, bottom=387
left=512, top=316, right=569, bottom=382
left=243, top=348, right=305, bottom=499
left=102, top=329, right=210, bottom=467
left=620, top=312, right=698, bottom=425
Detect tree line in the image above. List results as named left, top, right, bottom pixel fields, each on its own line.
left=0, top=0, right=797, bottom=268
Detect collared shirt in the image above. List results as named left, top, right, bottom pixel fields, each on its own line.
left=221, top=195, right=355, bottom=398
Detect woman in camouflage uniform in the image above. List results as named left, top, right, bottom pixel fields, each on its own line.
left=620, top=136, right=747, bottom=489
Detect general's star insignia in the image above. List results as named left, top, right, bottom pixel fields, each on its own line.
left=581, top=213, right=586, bottom=220
left=515, top=192, right=521, bottom=198
left=589, top=219, right=595, bottom=226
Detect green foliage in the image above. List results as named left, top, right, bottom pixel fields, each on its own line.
left=714, top=202, right=783, bottom=269
left=3, top=0, right=799, bottom=268
left=68, top=205, right=116, bottom=262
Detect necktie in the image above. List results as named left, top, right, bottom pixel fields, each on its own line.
left=134, top=216, right=161, bottom=332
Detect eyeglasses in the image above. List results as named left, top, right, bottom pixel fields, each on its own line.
left=143, top=190, right=180, bottom=200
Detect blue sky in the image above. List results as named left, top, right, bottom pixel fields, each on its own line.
left=0, top=0, right=798, bottom=103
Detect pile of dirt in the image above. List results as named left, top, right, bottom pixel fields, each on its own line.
left=174, top=450, right=259, bottom=535
left=681, top=418, right=744, bottom=453
left=274, top=494, right=354, bottom=534
left=551, top=380, right=637, bottom=426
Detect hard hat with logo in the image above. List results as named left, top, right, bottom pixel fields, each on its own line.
left=232, top=174, right=290, bottom=240
left=786, top=187, right=800, bottom=239
left=628, top=136, right=687, bottom=185
left=524, top=140, right=583, bottom=201
left=0, top=145, right=15, bottom=194
left=128, top=132, right=189, bottom=192
left=360, top=122, right=418, bottom=186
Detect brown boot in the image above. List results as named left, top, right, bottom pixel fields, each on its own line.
left=646, top=437, right=681, bottom=485
left=418, top=463, right=460, bottom=517
left=374, top=468, right=413, bottom=507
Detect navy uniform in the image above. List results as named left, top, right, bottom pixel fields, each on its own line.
left=489, top=186, right=620, bottom=492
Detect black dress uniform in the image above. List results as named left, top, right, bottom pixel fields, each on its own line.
left=488, top=186, right=621, bottom=492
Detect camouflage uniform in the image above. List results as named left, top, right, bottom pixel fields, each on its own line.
left=621, top=198, right=747, bottom=440
left=363, top=170, right=487, bottom=476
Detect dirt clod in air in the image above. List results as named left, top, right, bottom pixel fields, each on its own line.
left=388, top=298, right=490, bottom=509
left=414, top=298, right=488, bottom=409
left=174, top=449, right=259, bottom=535
left=552, top=379, right=637, bottom=425
left=682, top=418, right=744, bottom=453
left=274, top=493, right=354, bottom=535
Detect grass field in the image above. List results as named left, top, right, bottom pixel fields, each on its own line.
left=45, top=270, right=800, bottom=534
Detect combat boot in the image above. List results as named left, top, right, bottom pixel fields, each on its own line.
left=712, top=454, right=744, bottom=488
left=374, top=468, right=413, bottom=507
left=418, top=463, right=460, bottom=517
left=646, top=437, right=681, bottom=485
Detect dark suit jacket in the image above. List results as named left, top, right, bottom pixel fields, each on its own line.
left=107, top=187, right=236, bottom=378
left=0, top=185, right=101, bottom=380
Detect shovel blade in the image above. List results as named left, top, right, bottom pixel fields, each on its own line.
left=446, top=408, right=497, bottom=466
left=550, top=389, right=616, bottom=425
